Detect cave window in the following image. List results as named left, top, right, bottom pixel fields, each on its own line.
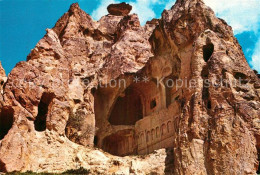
left=150, top=99, right=157, bottom=109
left=151, top=129, right=155, bottom=140
left=34, top=92, right=54, bottom=132
left=161, top=124, right=166, bottom=136
left=146, top=131, right=150, bottom=142
left=156, top=127, right=159, bottom=138
left=109, top=86, right=143, bottom=125
left=94, top=136, right=98, bottom=146
left=141, top=133, right=144, bottom=143
left=207, top=101, right=212, bottom=109
left=0, top=107, right=14, bottom=140
left=234, top=72, right=248, bottom=84
left=73, top=99, right=81, bottom=104
left=0, top=159, right=6, bottom=172
left=203, top=43, right=214, bottom=62
left=234, top=72, right=247, bottom=80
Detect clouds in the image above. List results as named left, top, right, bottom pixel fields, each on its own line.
left=90, top=0, right=260, bottom=71
left=92, top=0, right=260, bottom=34
left=92, top=0, right=160, bottom=24
left=130, top=0, right=178, bottom=24
left=250, top=38, right=260, bottom=72
left=165, top=0, right=176, bottom=10
left=91, top=0, right=175, bottom=24
left=204, top=0, right=260, bottom=72
left=204, top=0, right=260, bottom=34
left=130, top=0, right=159, bottom=24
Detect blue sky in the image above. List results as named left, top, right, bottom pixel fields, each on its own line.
left=0, top=0, right=260, bottom=75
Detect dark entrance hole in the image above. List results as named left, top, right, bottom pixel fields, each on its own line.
left=0, top=160, right=7, bottom=173
left=234, top=72, right=247, bottom=80
left=234, top=72, right=248, bottom=84
left=0, top=107, right=14, bottom=140
left=150, top=99, right=157, bottom=109
left=94, top=136, right=98, bottom=146
left=109, top=86, right=143, bottom=125
left=102, top=129, right=135, bottom=156
left=34, top=92, right=54, bottom=132
left=207, top=101, right=212, bottom=109
left=203, top=43, right=214, bottom=62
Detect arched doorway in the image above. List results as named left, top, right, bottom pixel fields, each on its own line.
left=109, top=85, right=143, bottom=125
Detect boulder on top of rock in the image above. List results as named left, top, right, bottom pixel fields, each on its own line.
left=146, top=18, right=159, bottom=25
left=107, top=2, right=132, bottom=16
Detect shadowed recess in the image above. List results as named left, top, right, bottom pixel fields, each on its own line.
left=109, top=86, right=143, bottom=125
left=0, top=107, right=14, bottom=140
left=203, top=43, right=214, bottom=62
left=34, top=92, right=55, bottom=132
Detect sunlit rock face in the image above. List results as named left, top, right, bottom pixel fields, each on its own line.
left=0, top=0, right=260, bottom=174
left=107, top=2, right=132, bottom=16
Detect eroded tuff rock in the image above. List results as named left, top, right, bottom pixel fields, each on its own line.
left=0, top=62, right=7, bottom=137
left=0, top=62, right=6, bottom=95
left=107, top=2, right=132, bottom=16
left=0, top=0, right=260, bottom=174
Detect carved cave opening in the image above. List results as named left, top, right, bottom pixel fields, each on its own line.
left=109, top=85, right=143, bottom=125
left=0, top=160, right=7, bottom=173
left=34, top=92, right=54, bottom=132
left=203, top=43, right=214, bottom=62
left=0, top=107, right=14, bottom=140
left=207, top=100, right=212, bottom=109
left=94, top=80, right=172, bottom=156
left=94, top=136, right=98, bottom=146
left=150, top=99, right=157, bottom=109
left=102, top=129, right=135, bottom=156
left=234, top=72, right=248, bottom=84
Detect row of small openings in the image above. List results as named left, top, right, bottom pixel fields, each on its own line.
left=146, top=123, right=171, bottom=142
left=138, top=121, right=172, bottom=143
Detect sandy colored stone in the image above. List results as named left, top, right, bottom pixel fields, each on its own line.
left=0, top=0, right=260, bottom=174
left=107, top=2, right=132, bottom=16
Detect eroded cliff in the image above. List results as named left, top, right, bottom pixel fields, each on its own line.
left=0, top=0, right=259, bottom=174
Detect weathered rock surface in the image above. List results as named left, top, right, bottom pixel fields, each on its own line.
left=0, top=0, right=260, bottom=174
left=107, top=2, right=132, bottom=16
left=0, top=62, right=6, bottom=93
left=0, top=61, right=7, bottom=124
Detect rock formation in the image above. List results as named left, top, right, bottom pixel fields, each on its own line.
left=107, top=2, right=132, bottom=16
left=0, top=62, right=7, bottom=138
left=0, top=62, right=6, bottom=93
left=0, top=62, right=6, bottom=89
left=0, top=0, right=259, bottom=174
